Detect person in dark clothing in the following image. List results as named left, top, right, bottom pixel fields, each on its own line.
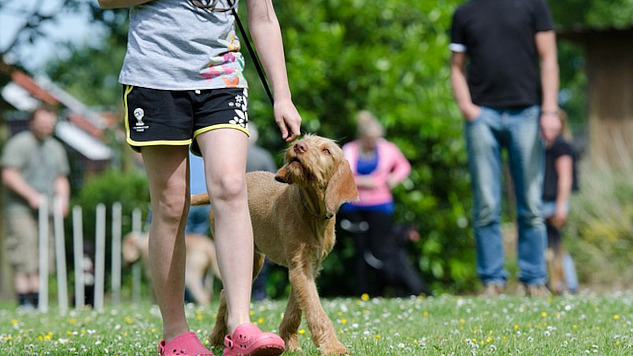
left=378, top=224, right=432, bottom=297
left=541, top=109, right=579, bottom=294
left=340, top=111, right=412, bottom=296
left=450, top=0, right=561, bottom=297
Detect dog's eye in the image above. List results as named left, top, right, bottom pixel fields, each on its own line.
left=322, top=148, right=331, bottom=155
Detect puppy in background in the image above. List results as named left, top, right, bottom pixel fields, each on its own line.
left=121, top=231, right=221, bottom=306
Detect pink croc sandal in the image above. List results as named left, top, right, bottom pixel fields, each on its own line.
left=158, top=331, right=213, bottom=356
left=223, top=323, right=285, bottom=356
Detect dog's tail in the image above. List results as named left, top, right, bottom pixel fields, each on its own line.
left=191, top=193, right=211, bottom=206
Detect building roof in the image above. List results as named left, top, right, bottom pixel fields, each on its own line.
left=1, top=60, right=112, bottom=161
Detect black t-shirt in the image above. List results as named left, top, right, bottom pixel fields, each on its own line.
left=543, top=135, right=579, bottom=201
left=450, top=0, right=554, bottom=108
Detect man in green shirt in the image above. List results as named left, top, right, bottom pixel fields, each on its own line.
left=1, top=104, right=70, bottom=309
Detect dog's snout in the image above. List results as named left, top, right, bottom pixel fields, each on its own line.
left=294, top=141, right=308, bottom=154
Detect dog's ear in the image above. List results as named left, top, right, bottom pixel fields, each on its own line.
left=324, top=159, right=359, bottom=216
left=275, top=163, right=293, bottom=184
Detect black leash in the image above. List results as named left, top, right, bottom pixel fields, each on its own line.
left=190, top=0, right=275, bottom=105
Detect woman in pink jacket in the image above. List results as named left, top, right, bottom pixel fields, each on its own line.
left=340, top=111, right=411, bottom=296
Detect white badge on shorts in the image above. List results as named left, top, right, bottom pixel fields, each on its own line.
left=133, top=108, right=149, bottom=132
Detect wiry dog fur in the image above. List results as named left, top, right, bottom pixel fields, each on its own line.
left=121, top=231, right=221, bottom=306
left=191, top=134, right=358, bottom=355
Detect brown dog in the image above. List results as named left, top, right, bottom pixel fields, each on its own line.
left=121, top=231, right=221, bottom=306
left=191, top=134, right=358, bottom=355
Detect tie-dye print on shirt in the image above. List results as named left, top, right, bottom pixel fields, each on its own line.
left=119, top=0, right=248, bottom=91
left=200, top=34, right=247, bottom=88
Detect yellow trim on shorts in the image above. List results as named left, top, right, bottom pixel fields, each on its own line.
left=193, top=124, right=250, bottom=140
left=123, top=84, right=133, bottom=141
left=123, top=85, right=193, bottom=152
left=128, top=139, right=194, bottom=151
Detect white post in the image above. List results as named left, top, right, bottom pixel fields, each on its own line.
left=111, top=202, right=122, bottom=306
left=94, top=203, right=106, bottom=311
left=38, top=197, right=49, bottom=312
left=132, top=208, right=142, bottom=305
left=72, top=206, right=85, bottom=310
left=54, top=197, right=68, bottom=313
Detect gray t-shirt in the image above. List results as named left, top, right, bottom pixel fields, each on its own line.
left=119, top=0, right=248, bottom=91
left=1, top=131, right=70, bottom=212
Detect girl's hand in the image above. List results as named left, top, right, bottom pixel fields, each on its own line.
left=550, top=209, right=568, bottom=229
left=356, top=176, right=378, bottom=189
left=274, top=98, right=302, bottom=142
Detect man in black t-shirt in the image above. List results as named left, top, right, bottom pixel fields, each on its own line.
left=450, top=0, right=561, bottom=297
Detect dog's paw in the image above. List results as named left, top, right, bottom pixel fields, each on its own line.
left=283, top=334, right=302, bottom=352
left=321, top=343, right=351, bottom=355
left=208, top=331, right=225, bottom=347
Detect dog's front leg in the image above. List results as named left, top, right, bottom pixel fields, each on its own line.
left=288, top=263, right=351, bottom=355
left=279, top=288, right=302, bottom=352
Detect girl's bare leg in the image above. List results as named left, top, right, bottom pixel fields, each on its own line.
left=197, top=129, right=253, bottom=334
left=142, top=145, right=190, bottom=342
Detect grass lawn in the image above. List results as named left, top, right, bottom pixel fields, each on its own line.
left=1, top=292, right=633, bottom=355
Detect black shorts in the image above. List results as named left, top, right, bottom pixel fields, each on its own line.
left=123, top=85, right=249, bottom=155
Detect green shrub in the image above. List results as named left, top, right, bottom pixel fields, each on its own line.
left=64, top=169, right=150, bottom=297
left=70, top=169, right=150, bottom=239
left=565, top=160, right=633, bottom=289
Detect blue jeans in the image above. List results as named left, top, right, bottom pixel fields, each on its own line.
left=185, top=205, right=211, bottom=236
left=465, top=105, right=547, bottom=286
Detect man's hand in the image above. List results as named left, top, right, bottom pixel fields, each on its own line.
left=56, top=197, right=70, bottom=217
left=462, top=103, right=482, bottom=122
left=540, top=111, right=561, bottom=141
left=27, top=193, right=44, bottom=211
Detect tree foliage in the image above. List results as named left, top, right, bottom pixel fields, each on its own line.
left=14, top=0, right=622, bottom=294
left=549, top=0, right=633, bottom=29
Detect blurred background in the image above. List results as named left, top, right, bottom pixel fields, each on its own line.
left=1, top=0, right=632, bottom=302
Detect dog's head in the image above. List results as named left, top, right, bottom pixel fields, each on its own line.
left=121, top=231, right=147, bottom=267
left=275, top=134, right=359, bottom=216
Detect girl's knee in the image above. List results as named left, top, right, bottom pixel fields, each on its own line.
left=154, top=195, right=188, bottom=224
left=208, top=174, right=246, bottom=202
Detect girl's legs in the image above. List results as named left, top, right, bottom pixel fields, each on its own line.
left=142, top=145, right=190, bottom=342
left=197, top=129, right=253, bottom=334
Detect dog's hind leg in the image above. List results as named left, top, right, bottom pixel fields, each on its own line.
left=279, top=288, right=303, bottom=352
left=252, top=253, right=265, bottom=281
left=208, top=289, right=229, bottom=346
